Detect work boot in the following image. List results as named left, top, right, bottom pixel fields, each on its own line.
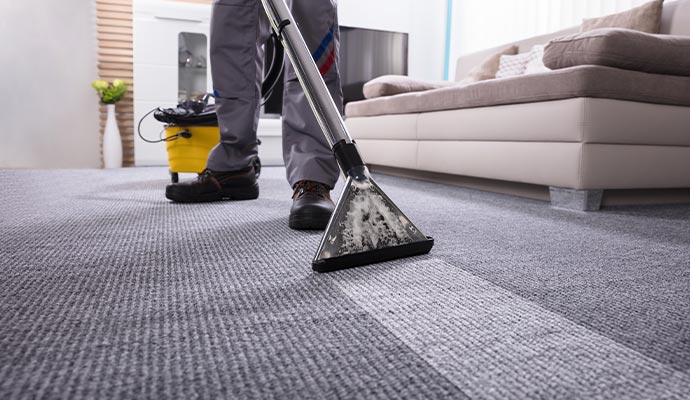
left=289, top=180, right=335, bottom=230
left=165, top=167, right=259, bottom=203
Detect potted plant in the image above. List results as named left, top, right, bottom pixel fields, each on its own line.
left=92, top=79, right=128, bottom=168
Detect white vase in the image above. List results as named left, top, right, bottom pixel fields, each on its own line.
left=103, top=103, right=123, bottom=168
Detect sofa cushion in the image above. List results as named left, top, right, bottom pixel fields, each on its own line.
left=344, top=65, right=690, bottom=118
left=349, top=98, right=690, bottom=146
left=544, top=28, right=690, bottom=76
left=495, top=52, right=532, bottom=78
left=460, top=45, right=518, bottom=83
left=346, top=113, right=418, bottom=140
left=362, top=75, right=455, bottom=99
left=523, top=45, right=550, bottom=75
left=581, top=0, right=664, bottom=33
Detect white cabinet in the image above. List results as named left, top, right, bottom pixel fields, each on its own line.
left=133, top=0, right=210, bottom=166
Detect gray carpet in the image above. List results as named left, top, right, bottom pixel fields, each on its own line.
left=1, top=167, right=689, bottom=399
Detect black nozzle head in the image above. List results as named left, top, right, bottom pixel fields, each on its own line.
left=333, top=140, right=365, bottom=178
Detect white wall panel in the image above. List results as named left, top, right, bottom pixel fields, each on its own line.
left=0, top=0, right=101, bottom=168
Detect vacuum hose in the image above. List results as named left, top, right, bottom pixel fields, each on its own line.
left=261, top=33, right=285, bottom=102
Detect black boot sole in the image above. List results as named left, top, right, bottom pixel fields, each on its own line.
left=289, top=207, right=332, bottom=230
left=166, top=183, right=259, bottom=203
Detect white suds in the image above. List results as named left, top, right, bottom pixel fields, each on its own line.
left=337, top=180, right=412, bottom=255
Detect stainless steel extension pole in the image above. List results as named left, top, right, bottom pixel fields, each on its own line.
left=260, top=0, right=352, bottom=147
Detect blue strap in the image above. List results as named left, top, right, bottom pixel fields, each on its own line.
left=312, top=24, right=334, bottom=63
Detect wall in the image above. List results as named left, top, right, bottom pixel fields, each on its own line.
left=0, top=0, right=101, bottom=168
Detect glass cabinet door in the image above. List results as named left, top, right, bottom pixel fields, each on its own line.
left=178, top=32, right=207, bottom=100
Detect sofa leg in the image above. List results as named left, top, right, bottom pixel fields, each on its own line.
left=549, top=187, right=603, bottom=211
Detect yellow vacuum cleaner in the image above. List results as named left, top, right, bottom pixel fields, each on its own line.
left=137, top=95, right=224, bottom=182
left=163, top=125, right=219, bottom=183
left=139, top=95, right=264, bottom=183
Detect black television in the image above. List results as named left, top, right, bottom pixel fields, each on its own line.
left=339, top=26, right=409, bottom=104
left=263, top=26, right=409, bottom=115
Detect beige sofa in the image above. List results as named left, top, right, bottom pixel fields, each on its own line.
left=345, top=0, right=690, bottom=210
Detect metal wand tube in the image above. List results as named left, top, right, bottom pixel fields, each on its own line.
left=259, top=0, right=353, bottom=148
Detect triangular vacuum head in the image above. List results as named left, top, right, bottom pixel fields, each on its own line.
left=313, top=176, right=434, bottom=272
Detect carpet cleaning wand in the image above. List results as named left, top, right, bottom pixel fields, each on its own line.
left=260, top=0, right=434, bottom=272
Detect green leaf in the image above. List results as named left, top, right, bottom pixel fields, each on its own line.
left=92, top=79, right=128, bottom=104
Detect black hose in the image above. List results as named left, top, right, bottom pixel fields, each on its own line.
left=261, top=33, right=285, bottom=105
left=138, top=108, right=185, bottom=143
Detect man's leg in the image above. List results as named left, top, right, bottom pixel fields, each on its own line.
left=166, top=0, right=270, bottom=203
left=207, top=0, right=271, bottom=171
left=283, top=0, right=342, bottom=189
left=283, top=0, right=343, bottom=229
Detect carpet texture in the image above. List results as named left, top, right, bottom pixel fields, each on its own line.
left=1, top=167, right=689, bottom=399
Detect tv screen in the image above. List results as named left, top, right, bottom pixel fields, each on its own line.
left=339, top=26, right=409, bottom=104
left=262, top=26, right=409, bottom=115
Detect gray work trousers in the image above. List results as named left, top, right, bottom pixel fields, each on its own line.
left=207, top=0, right=342, bottom=189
